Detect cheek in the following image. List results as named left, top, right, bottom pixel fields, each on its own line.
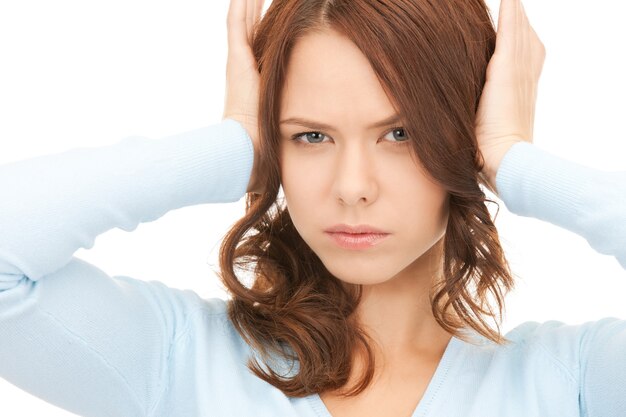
left=280, top=159, right=318, bottom=221
left=396, top=174, right=449, bottom=235
left=417, top=192, right=449, bottom=241
left=280, top=148, right=326, bottom=202
left=281, top=182, right=321, bottom=248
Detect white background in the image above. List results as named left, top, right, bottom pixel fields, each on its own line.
left=1, top=0, right=625, bottom=415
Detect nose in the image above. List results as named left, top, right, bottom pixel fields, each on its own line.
left=331, top=143, right=379, bottom=206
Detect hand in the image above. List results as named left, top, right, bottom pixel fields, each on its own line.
left=475, top=0, right=546, bottom=195
left=223, top=0, right=266, bottom=195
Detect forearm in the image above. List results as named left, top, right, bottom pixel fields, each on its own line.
left=495, top=141, right=626, bottom=269
left=0, top=119, right=254, bottom=281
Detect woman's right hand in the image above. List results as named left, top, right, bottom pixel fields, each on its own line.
left=223, top=0, right=266, bottom=195
left=474, top=0, right=545, bottom=195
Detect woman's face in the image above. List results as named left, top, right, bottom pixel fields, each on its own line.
left=278, top=28, right=449, bottom=286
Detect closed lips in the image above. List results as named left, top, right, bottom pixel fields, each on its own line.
left=325, top=224, right=390, bottom=234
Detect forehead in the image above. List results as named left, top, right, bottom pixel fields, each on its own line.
left=279, top=29, right=398, bottom=125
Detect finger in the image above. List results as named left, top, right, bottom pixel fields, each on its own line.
left=518, top=0, right=533, bottom=45
left=246, top=0, right=254, bottom=43
left=495, top=0, right=521, bottom=52
left=247, top=0, right=265, bottom=43
left=227, top=0, right=248, bottom=52
left=519, top=0, right=530, bottom=25
left=254, top=0, right=265, bottom=22
left=496, top=0, right=518, bottom=32
left=516, top=1, right=544, bottom=60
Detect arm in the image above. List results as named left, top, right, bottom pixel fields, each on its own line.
left=495, top=142, right=626, bottom=270
left=495, top=143, right=626, bottom=416
left=511, top=317, right=626, bottom=417
left=0, top=119, right=254, bottom=416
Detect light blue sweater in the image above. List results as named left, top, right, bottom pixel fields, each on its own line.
left=0, top=119, right=625, bottom=417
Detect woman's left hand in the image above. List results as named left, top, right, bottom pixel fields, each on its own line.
left=475, top=0, right=546, bottom=195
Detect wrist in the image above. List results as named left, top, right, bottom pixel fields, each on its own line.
left=481, top=140, right=520, bottom=195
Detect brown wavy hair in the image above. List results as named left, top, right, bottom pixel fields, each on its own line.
left=217, top=0, right=515, bottom=398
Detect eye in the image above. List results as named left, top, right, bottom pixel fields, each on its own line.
left=290, top=127, right=409, bottom=147
left=290, top=131, right=330, bottom=146
left=382, top=127, right=409, bottom=145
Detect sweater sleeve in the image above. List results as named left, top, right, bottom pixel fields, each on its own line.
left=495, top=142, right=626, bottom=416
left=495, top=142, right=626, bottom=270
left=0, top=119, right=254, bottom=416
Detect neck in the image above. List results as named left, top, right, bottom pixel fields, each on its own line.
left=352, top=236, right=454, bottom=365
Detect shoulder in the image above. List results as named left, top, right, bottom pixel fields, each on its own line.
left=496, top=318, right=625, bottom=384
left=450, top=319, right=626, bottom=415
left=505, top=318, right=626, bottom=415
left=504, top=317, right=623, bottom=351
left=111, top=273, right=230, bottom=338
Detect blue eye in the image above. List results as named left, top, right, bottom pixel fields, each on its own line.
left=291, top=131, right=328, bottom=145
left=290, top=127, right=409, bottom=147
left=385, top=127, right=408, bottom=143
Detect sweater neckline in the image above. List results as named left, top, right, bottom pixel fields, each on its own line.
left=305, top=334, right=464, bottom=417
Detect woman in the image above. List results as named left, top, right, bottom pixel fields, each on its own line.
left=0, top=0, right=624, bottom=416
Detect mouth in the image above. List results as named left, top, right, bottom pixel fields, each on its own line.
left=324, top=223, right=390, bottom=234
left=325, top=231, right=390, bottom=250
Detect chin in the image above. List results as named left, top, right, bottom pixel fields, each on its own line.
left=332, top=273, right=383, bottom=285
left=321, top=260, right=396, bottom=286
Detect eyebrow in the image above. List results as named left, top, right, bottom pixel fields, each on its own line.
left=279, top=113, right=402, bottom=131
